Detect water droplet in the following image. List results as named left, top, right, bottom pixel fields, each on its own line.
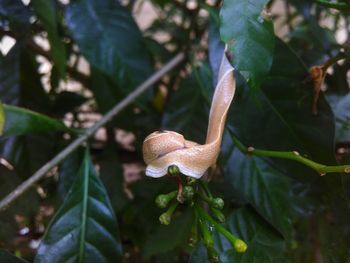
left=257, top=16, right=264, bottom=23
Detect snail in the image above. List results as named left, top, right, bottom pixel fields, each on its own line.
left=143, top=51, right=236, bottom=179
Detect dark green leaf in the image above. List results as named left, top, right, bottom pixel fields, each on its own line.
left=0, top=249, right=28, bottom=263
left=99, top=144, right=127, bottom=213
left=208, top=15, right=225, bottom=88
left=222, top=141, right=293, bottom=237
left=31, top=0, right=66, bottom=78
left=35, top=148, right=122, bottom=263
left=227, top=39, right=336, bottom=166
left=143, top=209, right=193, bottom=258
left=57, top=148, right=85, bottom=201
left=162, top=63, right=211, bottom=142
left=0, top=103, right=70, bottom=137
left=65, top=0, right=153, bottom=92
left=220, top=0, right=275, bottom=88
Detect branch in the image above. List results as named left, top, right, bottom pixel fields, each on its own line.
left=0, top=52, right=185, bottom=212
left=232, top=137, right=350, bottom=175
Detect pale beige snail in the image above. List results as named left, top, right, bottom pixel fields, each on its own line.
left=142, top=51, right=236, bottom=179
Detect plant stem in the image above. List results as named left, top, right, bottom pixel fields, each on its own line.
left=322, top=52, right=346, bottom=70
left=0, top=52, right=185, bottom=212
left=195, top=204, right=238, bottom=244
left=232, top=136, right=350, bottom=175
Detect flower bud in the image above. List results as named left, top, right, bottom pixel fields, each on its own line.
left=234, top=239, right=247, bottom=253
left=211, top=198, right=224, bottom=210
left=155, top=191, right=177, bottom=208
left=167, top=165, right=180, bottom=176
left=183, top=186, right=194, bottom=201
left=159, top=212, right=171, bottom=225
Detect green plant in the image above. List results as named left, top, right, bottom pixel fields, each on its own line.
left=1, top=0, right=350, bottom=262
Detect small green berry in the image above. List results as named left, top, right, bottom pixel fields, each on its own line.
left=183, top=186, right=194, bottom=201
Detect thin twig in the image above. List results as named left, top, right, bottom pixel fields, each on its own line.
left=232, top=136, right=350, bottom=175
left=0, top=52, right=185, bottom=212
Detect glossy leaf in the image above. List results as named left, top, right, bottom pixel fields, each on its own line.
left=143, top=209, right=193, bottom=258
left=0, top=103, right=70, bottom=137
left=31, top=0, right=66, bottom=77
left=227, top=39, right=336, bottom=165
left=220, top=0, right=275, bottom=88
left=57, top=148, right=85, bottom=201
left=65, top=0, right=153, bottom=92
left=35, top=149, right=122, bottom=263
left=222, top=141, right=293, bottom=237
left=0, top=249, right=28, bottom=263
left=219, top=207, right=286, bottom=262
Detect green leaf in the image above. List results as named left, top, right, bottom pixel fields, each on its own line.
left=220, top=0, right=275, bottom=88
left=222, top=142, right=293, bottom=238
left=162, top=63, right=211, bottom=142
left=99, top=144, right=127, bottom=213
left=0, top=249, right=28, bottom=263
left=143, top=209, right=193, bottom=258
left=31, top=0, right=66, bottom=78
left=57, top=148, right=85, bottom=201
left=35, top=148, right=122, bottom=263
left=0, top=103, right=69, bottom=137
left=65, top=0, right=153, bottom=92
left=227, top=39, right=336, bottom=166
left=328, top=93, right=350, bottom=143
left=219, top=207, right=286, bottom=262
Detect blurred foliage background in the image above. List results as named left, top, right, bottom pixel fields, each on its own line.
left=1, top=0, right=350, bottom=262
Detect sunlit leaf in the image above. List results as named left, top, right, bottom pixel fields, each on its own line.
left=0, top=103, right=70, bottom=137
